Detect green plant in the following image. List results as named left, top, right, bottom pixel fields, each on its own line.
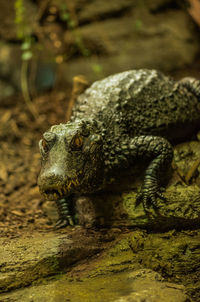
left=59, top=2, right=76, bottom=29
left=14, top=0, right=38, bottom=119
left=15, top=0, right=34, bottom=59
left=59, top=2, right=91, bottom=58
left=135, top=19, right=143, bottom=31
left=91, top=63, right=103, bottom=75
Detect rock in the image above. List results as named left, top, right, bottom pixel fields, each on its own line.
left=75, top=0, right=136, bottom=23
left=114, top=269, right=190, bottom=302
left=0, top=266, right=191, bottom=301
left=0, top=227, right=199, bottom=300
left=0, top=1, right=199, bottom=92
left=0, top=268, right=190, bottom=302
left=61, top=4, right=199, bottom=83
left=0, top=229, right=102, bottom=293
left=78, top=229, right=200, bottom=285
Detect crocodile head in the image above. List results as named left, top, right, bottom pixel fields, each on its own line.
left=38, top=119, right=104, bottom=201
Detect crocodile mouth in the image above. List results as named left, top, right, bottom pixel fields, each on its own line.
left=43, top=189, right=65, bottom=200
left=41, top=179, right=80, bottom=200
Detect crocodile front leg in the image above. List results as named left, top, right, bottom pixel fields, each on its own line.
left=55, top=195, right=74, bottom=228
left=129, top=135, right=173, bottom=211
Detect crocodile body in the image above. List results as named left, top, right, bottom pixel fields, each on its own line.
left=38, top=69, right=200, bottom=228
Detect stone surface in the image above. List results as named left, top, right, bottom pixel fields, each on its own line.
left=0, top=229, right=102, bottom=293
left=75, top=0, right=135, bottom=23
left=62, top=4, right=199, bottom=83
left=0, top=269, right=190, bottom=302
left=68, top=229, right=200, bottom=300
left=0, top=228, right=200, bottom=300
left=114, top=270, right=190, bottom=302
left=0, top=1, right=199, bottom=92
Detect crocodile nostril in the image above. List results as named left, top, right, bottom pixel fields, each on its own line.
left=38, top=171, right=64, bottom=186
left=38, top=166, right=69, bottom=200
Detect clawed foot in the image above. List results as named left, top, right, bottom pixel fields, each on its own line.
left=136, top=187, right=166, bottom=213
left=55, top=215, right=74, bottom=229
left=55, top=196, right=75, bottom=229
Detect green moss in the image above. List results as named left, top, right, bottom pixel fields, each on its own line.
left=2, top=231, right=200, bottom=301
left=80, top=237, right=140, bottom=279
left=1, top=270, right=142, bottom=302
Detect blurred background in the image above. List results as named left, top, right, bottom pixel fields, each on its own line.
left=1, top=0, right=200, bottom=98
left=0, top=0, right=200, bottom=237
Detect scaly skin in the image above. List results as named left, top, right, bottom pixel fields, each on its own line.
left=38, top=69, right=200, bottom=228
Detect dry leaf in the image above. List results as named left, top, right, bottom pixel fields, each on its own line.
left=188, top=0, right=200, bottom=26
left=0, top=164, right=8, bottom=181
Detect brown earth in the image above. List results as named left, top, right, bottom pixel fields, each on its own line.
left=0, top=90, right=71, bottom=240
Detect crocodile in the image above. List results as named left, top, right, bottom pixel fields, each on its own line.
left=37, top=69, right=200, bottom=228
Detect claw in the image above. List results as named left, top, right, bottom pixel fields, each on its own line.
left=136, top=187, right=166, bottom=212
left=67, top=215, right=75, bottom=226
left=55, top=215, right=74, bottom=229
left=156, top=191, right=166, bottom=201
left=55, top=219, right=69, bottom=229
left=55, top=196, right=75, bottom=229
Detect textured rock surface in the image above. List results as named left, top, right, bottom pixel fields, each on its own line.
left=0, top=1, right=199, bottom=92
left=0, top=229, right=102, bottom=293
left=1, top=223, right=200, bottom=300
left=114, top=270, right=190, bottom=302
left=62, top=3, right=199, bottom=83
left=0, top=268, right=190, bottom=302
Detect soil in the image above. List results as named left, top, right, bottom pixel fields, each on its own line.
left=0, top=89, right=71, bottom=240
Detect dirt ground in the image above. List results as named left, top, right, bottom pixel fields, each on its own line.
left=0, top=90, right=72, bottom=240
left=1, top=59, right=200, bottom=241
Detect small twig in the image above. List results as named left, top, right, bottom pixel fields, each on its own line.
left=66, top=75, right=89, bottom=121
left=187, top=0, right=200, bottom=26
left=21, top=59, right=39, bottom=120
left=36, top=0, right=51, bottom=22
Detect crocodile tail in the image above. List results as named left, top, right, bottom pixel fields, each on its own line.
left=179, top=77, right=200, bottom=100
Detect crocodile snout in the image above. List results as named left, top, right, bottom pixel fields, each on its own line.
left=38, top=167, right=67, bottom=200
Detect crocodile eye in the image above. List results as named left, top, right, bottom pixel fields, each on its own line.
left=39, top=139, right=50, bottom=155
left=42, top=139, right=49, bottom=153
left=39, top=132, right=56, bottom=155
left=70, top=134, right=84, bottom=150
